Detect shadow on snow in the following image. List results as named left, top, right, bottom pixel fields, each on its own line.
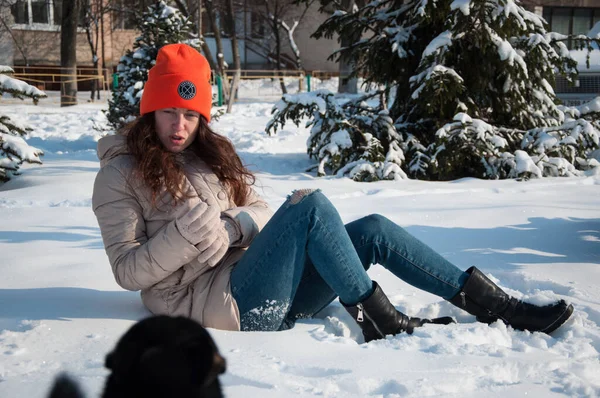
left=0, top=287, right=149, bottom=332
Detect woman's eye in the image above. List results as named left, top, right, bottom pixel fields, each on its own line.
left=186, top=113, right=199, bottom=119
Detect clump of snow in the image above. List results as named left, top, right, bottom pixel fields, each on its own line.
left=514, top=149, right=542, bottom=178
left=451, top=0, right=471, bottom=16
left=275, top=90, right=330, bottom=115
left=0, top=133, right=43, bottom=163
left=453, top=112, right=472, bottom=123
left=491, top=33, right=528, bottom=77
left=0, top=75, right=46, bottom=99
left=422, top=31, right=453, bottom=58
left=319, top=129, right=352, bottom=158
left=411, top=65, right=463, bottom=100
left=577, top=96, right=600, bottom=114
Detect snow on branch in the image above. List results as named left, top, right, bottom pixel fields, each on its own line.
left=0, top=74, right=47, bottom=103
left=0, top=68, right=45, bottom=182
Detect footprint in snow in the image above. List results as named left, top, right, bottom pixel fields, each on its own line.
left=3, top=343, right=27, bottom=356
left=277, top=363, right=352, bottom=378
left=220, top=373, right=275, bottom=390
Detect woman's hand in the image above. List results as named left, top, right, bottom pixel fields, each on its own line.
left=194, top=219, right=241, bottom=267
left=175, top=201, right=220, bottom=245
left=194, top=220, right=230, bottom=267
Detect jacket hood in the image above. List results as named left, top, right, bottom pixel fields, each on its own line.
left=97, top=134, right=129, bottom=167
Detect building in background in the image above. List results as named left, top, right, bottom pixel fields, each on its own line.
left=523, top=0, right=600, bottom=48
left=0, top=0, right=339, bottom=92
left=523, top=0, right=600, bottom=105
left=9, top=0, right=599, bottom=102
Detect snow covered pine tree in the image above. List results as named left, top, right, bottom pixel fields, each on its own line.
left=0, top=66, right=45, bottom=183
left=268, top=0, right=600, bottom=181
left=105, top=0, right=199, bottom=130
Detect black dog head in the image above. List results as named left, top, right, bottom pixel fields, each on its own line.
left=102, top=315, right=226, bottom=398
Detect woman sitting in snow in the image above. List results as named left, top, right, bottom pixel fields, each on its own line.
left=92, top=43, right=573, bottom=342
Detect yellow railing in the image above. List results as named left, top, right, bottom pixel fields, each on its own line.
left=1, top=67, right=339, bottom=106
left=2, top=66, right=111, bottom=105
left=11, top=66, right=110, bottom=91
left=12, top=73, right=109, bottom=91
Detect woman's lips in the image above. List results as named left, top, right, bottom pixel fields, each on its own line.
left=170, top=135, right=184, bottom=144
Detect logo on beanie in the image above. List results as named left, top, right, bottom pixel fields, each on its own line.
left=178, top=81, right=196, bottom=100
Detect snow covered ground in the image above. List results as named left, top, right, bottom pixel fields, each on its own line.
left=1, top=86, right=599, bottom=397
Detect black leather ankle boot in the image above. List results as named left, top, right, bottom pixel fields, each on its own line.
left=449, top=267, right=573, bottom=334
left=343, top=281, right=454, bottom=342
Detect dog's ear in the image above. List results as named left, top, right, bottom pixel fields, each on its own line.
left=104, top=319, right=154, bottom=377
left=104, top=352, right=114, bottom=370
left=181, top=339, right=227, bottom=389
left=213, top=351, right=226, bottom=375
left=199, top=351, right=227, bottom=390
left=47, top=373, right=85, bottom=398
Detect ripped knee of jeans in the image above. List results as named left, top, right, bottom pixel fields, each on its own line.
left=288, top=188, right=320, bottom=205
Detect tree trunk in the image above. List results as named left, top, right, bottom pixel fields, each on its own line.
left=0, top=16, right=29, bottom=65
left=196, top=0, right=217, bottom=70
left=61, top=0, right=79, bottom=107
left=338, top=33, right=358, bottom=94
left=282, top=20, right=301, bottom=70
left=225, top=0, right=240, bottom=110
left=94, top=1, right=100, bottom=100
left=84, top=2, right=100, bottom=101
left=100, top=0, right=105, bottom=79
left=204, top=0, right=230, bottom=101
left=272, top=14, right=287, bottom=94
left=225, top=0, right=240, bottom=71
left=226, top=69, right=240, bottom=113
left=200, top=39, right=218, bottom=71
left=337, top=0, right=360, bottom=94
left=174, top=0, right=217, bottom=72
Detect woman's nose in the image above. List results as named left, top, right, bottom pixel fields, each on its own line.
left=172, top=113, right=185, bottom=129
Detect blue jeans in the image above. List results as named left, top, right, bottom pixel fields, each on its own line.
left=230, top=190, right=469, bottom=331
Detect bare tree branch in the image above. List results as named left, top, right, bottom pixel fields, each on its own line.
left=0, top=14, right=29, bottom=65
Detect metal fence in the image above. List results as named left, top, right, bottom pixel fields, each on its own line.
left=4, top=65, right=110, bottom=105
left=555, top=72, right=600, bottom=106
left=1, top=68, right=339, bottom=106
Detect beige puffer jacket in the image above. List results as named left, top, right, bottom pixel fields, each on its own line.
left=92, top=134, right=274, bottom=331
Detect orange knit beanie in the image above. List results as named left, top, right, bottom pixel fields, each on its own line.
left=140, top=43, right=212, bottom=122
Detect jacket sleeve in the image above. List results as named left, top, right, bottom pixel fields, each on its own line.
left=221, top=187, right=274, bottom=248
left=92, top=165, right=201, bottom=291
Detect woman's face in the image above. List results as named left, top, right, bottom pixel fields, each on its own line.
left=154, top=108, right=201, bottom=153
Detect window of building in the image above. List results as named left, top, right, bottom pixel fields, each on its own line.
left=200, top=7, right=249, bottom=38
left=31, top=0, right=49, bottom=23
left=200, top=10, right=232, bottom=37
left=10, top=0, right=29, bottom=24
left=201, top=10, right=213, bottom=36
left=111, top=0, right=137, bottom=30
left=217, top=11, right=232, bottom=37
left=111, top=10, right=136, bottom=30
left=250, top=11, right=265, bottom=38
left=9, top=0, right=86, bottom=27
left=543, top=7, right=600, bottom=49
left=10, top=0, right=58, bottom=26
left=53, top=0, right=62, bottom=25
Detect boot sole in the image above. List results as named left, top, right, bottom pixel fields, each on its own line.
left=541, top=303, right=574, bottom=334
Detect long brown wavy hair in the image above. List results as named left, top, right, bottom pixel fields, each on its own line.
left=122, top=112, right=255, bottom=207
